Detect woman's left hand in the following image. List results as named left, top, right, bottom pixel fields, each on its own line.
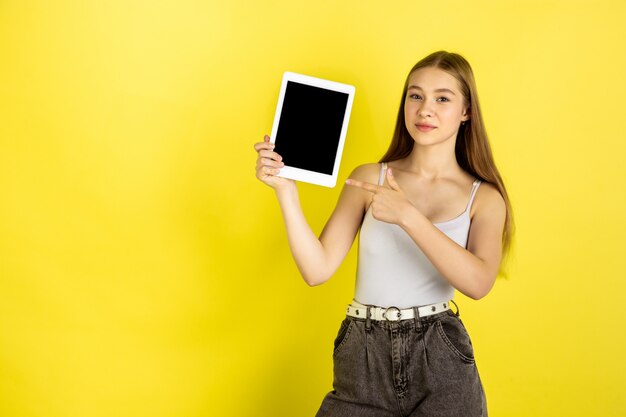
left=346, top=167, right=414, bottom=225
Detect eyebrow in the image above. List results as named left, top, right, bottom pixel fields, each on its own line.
left=407, top=85, right=456, bottom=96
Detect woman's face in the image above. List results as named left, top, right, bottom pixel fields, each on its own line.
left=403, top=66, right=469, bottom=147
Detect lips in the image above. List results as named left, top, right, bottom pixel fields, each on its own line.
left=416, top=124, right=436, bottom=132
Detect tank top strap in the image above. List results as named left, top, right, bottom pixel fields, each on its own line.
left=465, top=179, right=482, bottom=212
left=378, top=162, right=387, bottom=186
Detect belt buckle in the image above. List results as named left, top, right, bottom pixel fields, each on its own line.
left=383, top=306, right=401, bottom=321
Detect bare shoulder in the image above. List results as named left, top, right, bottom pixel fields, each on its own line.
left=343, top=163, right=384, bottom=212
left=348, top=163, right=383, bottom=184
left=471, top=181, right=506, bottom=220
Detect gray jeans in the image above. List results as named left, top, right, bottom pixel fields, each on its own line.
left=315, top=305, right=487, bottom=417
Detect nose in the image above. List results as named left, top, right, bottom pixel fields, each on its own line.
left=418, top=100, right=434, bottom=117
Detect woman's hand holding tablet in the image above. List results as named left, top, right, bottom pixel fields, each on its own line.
left=254, top=134, right=295, bottom=192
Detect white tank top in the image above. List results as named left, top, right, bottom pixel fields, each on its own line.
left=354, top=162, right=482, bottom=308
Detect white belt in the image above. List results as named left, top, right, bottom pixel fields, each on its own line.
left=346, top=299, right=452, bottom=321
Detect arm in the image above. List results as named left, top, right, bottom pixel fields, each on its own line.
left=274, top=171, right=366, bottom=286
left=347, top=168, right=506, bottom=299
left=399, top=184, right=506, bottom=299
left=255, top=135, right=373, bottom=286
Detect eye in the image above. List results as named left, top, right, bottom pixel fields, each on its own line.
left=408, top=93, right=422, bottom=100
left=437, top=97, right=450, bottom=102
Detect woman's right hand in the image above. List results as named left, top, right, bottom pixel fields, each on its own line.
left=254, top=134, right=295, bottom=191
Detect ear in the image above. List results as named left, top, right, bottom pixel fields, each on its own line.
left=462, top=107, right=471, bottom=122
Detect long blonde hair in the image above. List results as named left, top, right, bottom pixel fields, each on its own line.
left=380, top=51, right=515, bottom=276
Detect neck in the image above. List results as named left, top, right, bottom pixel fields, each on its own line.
left=402, top=142, right=462, bottom=180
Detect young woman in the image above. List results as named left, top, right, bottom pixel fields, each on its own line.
left=254, top=51, right=513, bottom=417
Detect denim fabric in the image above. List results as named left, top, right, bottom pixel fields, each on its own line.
left=315, top=307, right=487, bottom=417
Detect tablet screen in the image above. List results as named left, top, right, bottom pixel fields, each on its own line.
left=274, top=81, right=349, bottom=175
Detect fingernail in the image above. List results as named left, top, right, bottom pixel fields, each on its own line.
left=345, top=179, right=351, bottom=185
left=388, top=168, right=393, bottom=175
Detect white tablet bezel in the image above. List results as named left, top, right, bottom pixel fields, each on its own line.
left=269, top=71, right=355, bottom=188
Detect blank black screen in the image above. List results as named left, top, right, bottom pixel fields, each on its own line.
left=274, top=81, right=349, bottom=175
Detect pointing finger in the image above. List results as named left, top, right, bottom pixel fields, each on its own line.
left=345, top=179, right=380, bottom=193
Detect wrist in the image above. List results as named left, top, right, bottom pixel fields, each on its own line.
left=399, top=203, right=424, bottom=231
left=274, top=181, right=298, bottom=199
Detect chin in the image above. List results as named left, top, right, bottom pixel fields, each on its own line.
left=409, top=131, right=437, bottom=143
left=410, top=130, right=456, bottom=146
left=410, top=135, right=450, bottom=147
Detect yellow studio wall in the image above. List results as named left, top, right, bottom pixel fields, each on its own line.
left=0, top=1, right=625, bottom=416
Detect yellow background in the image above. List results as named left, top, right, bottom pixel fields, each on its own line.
left=1, top=1, right=625, bottom=416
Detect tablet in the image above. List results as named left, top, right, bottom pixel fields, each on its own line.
left=269, top=72, right=355, bottom=188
